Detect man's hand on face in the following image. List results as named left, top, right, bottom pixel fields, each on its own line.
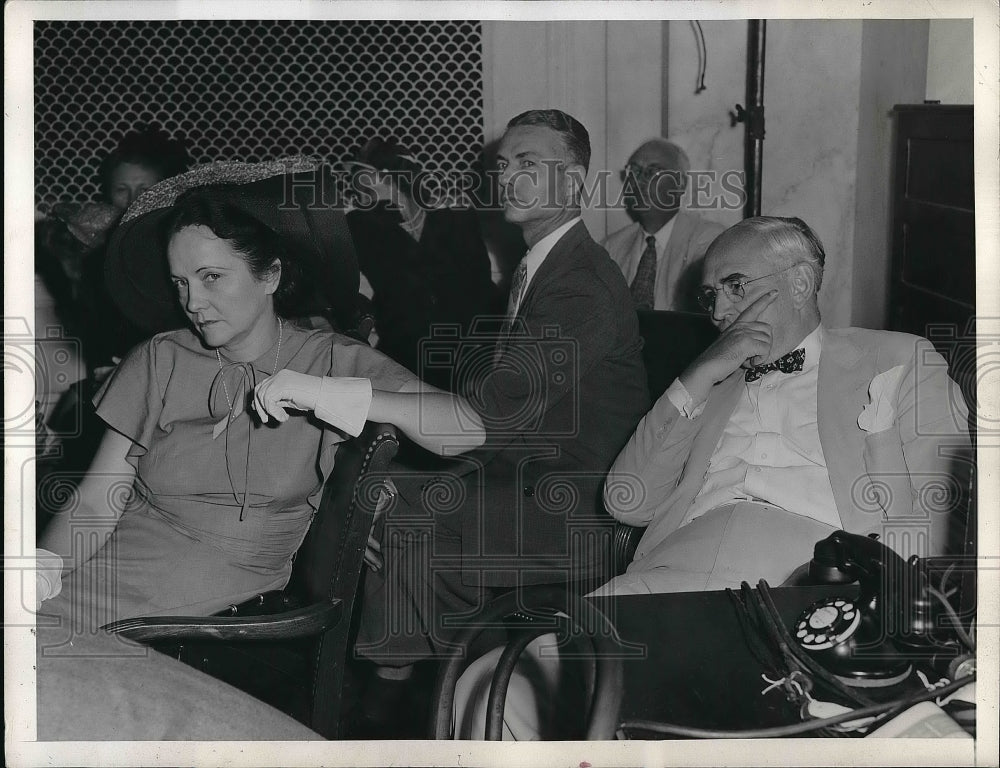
left=679, top=290, right=778, bottom=404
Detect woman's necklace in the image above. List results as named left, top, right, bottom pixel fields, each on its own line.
left=215, top=317, right=283, bottom=415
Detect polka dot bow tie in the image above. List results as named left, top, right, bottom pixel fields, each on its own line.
left=744, top=348, right=806, bottom=382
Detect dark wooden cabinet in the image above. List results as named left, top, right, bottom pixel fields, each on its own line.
left=888, top=104, right=975, bottom=406
left=889, top=105, right=976, bottom=579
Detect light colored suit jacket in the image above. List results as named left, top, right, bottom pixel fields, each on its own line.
left=602, top=212, right=725, bottom=311
left=605, top=327, right=972, bottom=562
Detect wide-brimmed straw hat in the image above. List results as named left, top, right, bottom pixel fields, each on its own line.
left=105, top=156, right=359, bottom=335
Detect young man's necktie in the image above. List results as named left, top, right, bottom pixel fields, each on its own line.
left=495, top=259, right=528, bottom=362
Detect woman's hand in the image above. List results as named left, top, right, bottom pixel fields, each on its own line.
left=252, top=370, right=322, bottom=424
left=254, top=372, right=377, bottom=436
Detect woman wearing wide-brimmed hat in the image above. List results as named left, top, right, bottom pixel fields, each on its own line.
left=36, top=157, right=484, bottom=627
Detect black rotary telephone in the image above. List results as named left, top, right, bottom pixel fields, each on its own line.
left=794, top=530, right=967, bottom=687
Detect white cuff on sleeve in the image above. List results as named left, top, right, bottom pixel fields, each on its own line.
left=665, top=378, right=706, bottom=420
left=314, top=377, right=373, bottom=437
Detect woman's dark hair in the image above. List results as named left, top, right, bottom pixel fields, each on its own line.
left=99, top=124, right=191, bottom=199
left=163, top=189, right=303, bottom=317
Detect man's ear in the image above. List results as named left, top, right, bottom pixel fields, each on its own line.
left=264, top=259, right=282, bottom=295
left=788, top=263, right=816, bottom=307
left=563, top=163, right=587, bottom=204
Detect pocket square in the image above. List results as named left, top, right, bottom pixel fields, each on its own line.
left=858, top=365, right=906, bottom=433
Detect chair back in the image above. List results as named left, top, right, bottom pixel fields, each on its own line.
left=637, top=309, right=718, bottom=400
left=430, top=584, right=624, bottom=740
left=287, top=422, right=399, bottom=605
left=286, top=421, right=399, bottom=737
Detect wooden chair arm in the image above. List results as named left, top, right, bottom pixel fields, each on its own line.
left=214, top=589, right=306, bottom=616
left=102, top=600, right=343, bottom=643
left=612, top=522, right=646, bottom=576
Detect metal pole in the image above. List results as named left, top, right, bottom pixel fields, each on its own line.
left=743, top=20, right=766, bottom=218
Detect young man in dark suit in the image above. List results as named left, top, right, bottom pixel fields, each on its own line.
left=353, top=110, right=649, bottom=729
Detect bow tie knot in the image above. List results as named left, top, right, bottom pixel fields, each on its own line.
left=745, top=348, right=805, bottom=382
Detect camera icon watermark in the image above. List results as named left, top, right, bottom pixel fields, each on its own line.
left=918, top=317, right=997, bottom=442
left=417, top=319, right=581, bottom=440
left=4, top=316, right=87, bottom=445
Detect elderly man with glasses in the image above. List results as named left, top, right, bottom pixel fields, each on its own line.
left=602, top=138, right=725, bottom=311
left=602, top=215, right=972, bottom=593
left=450, top=215, right=974, bottom=740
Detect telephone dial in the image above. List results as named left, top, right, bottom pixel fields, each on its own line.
left=794, top=530, right=972, bottom=687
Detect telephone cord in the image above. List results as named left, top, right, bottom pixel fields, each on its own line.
left=617, top=673, right=975, bottom=739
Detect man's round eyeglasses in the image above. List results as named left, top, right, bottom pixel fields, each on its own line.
left=695, top=264, right=800, bottom=312
left=620, top=164, right=680, bottom=184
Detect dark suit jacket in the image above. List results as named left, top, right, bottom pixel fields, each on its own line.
left=417, top=221, right=650, bottom=587
left=346, top=206, right=500, bottom=390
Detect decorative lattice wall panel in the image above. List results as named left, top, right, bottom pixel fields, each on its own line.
left=34, top=19, right=484, bottom=214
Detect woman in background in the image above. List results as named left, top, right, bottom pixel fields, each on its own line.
left=35, top=126, right=193, bottom=507
left=99, top=123, right=193, bottom=213
left=36, top=124, right=193, bottom=376
left=87, top=124, right=194, bottom=365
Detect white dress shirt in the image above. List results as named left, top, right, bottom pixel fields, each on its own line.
left=511, top=217, right=582, bottom=316
left=669, top=325, right=843, bottom=529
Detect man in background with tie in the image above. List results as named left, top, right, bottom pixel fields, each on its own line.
left=352, top=109, right=648, bottom=734
left=603, top=138, right=725, bottom=311
left=603, top=215, right=971, bottom=593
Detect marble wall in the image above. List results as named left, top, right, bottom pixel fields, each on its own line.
left=667, top=20, right=746, bottom=231
left=762, top=20, right=864, bottom=327
left=927, top=20, right=974, bottom=104
left=482, top=19, right=935, bottom=326
left=667, top=19, right=929, bottom=328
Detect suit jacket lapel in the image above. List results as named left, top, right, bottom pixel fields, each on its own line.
left=517, top=220, right=589, bottom=314
left=664, top=211, right=696, bottom=258
left=621, top=223, right=645, bottom=277
left=690, top=371, right=743, bottom=473
left=652, top=371, right=744, bottom=542
left=658, top=212, right=696, bottom=308
left=817, top=330, right=871, bottom=528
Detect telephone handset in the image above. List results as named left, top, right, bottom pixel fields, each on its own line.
left=794, top=530, right=960, bottom=687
